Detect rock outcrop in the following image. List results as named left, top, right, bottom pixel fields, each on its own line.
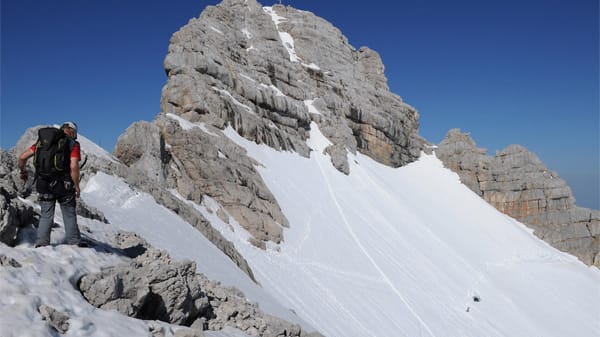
left=116, top=0, right=424, bottom=247
left=80, top=232, right=320, bottom=337
left=436, top=129, right=600, bottom=267
left=115, top=117, right=289, bottom=247
left=0, top=149, right=37, bottom=246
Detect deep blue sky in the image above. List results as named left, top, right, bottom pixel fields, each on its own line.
left=2, top=0, right=598, bottom=208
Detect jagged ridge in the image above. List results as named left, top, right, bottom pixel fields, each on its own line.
left=436, top=129, right=600, bottom=267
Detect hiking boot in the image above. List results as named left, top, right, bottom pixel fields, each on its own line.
left=34, top=243, right=49, bottom=248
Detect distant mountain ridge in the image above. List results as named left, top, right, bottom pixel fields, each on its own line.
left=437, top=129, right=599, bottom=267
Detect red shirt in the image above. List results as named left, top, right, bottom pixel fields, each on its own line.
left=30, top=141, right=81, bottom=161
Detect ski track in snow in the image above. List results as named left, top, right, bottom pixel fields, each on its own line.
left=313, top=152, right=438, bottom=337
left=217, top=122, right=600, bottom=337
left=300, top=263, right=377, bottom=337
left=290, top=214, right=313, bottom=256
left=352, top=154, right=480, bottom=294
left=295, top=260, right=384, bottom=283
left=260, top=251, right=378, bottom=337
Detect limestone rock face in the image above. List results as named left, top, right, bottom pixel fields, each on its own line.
left=437, top=129, right=600, bottom=267
left=116, top=0, right=423, bottom=246
left=115, top=115, right=288, bottom=247
left=0, top=149, right=37, bottom=246
left=113, top=121, right=167, bottom=182
left=80, top=248, right=204, bottom=326
left=80, top=232, right=319, bottom=337
left=0, top=192, right=21, bottom=246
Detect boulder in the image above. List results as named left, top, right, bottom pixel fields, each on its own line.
left=39, top=304, right=70, bottom=334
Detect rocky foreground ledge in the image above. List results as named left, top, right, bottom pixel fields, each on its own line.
left=79, top=231, right=322, bottom=337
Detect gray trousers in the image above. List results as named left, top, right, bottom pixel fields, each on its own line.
left=36, top=194, right=80, bottom=246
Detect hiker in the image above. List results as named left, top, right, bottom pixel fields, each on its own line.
left=17, top=122, right=83, bottom=247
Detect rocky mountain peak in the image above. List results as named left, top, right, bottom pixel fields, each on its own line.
left=116, top=0, right=424, bottom=246
left=160, top=0, right=423, bottom=169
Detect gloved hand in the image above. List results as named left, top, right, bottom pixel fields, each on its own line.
left=19, top=170, right=28, bottom=181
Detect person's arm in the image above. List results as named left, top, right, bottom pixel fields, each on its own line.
left=18, top=148, right=35, bottom=180
left=69, top=141, right=81, bottom=197
left=70, top=157, right=80, bottom=197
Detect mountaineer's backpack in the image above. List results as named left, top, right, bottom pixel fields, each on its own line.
left=33, top=127, right=71, bottom=177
